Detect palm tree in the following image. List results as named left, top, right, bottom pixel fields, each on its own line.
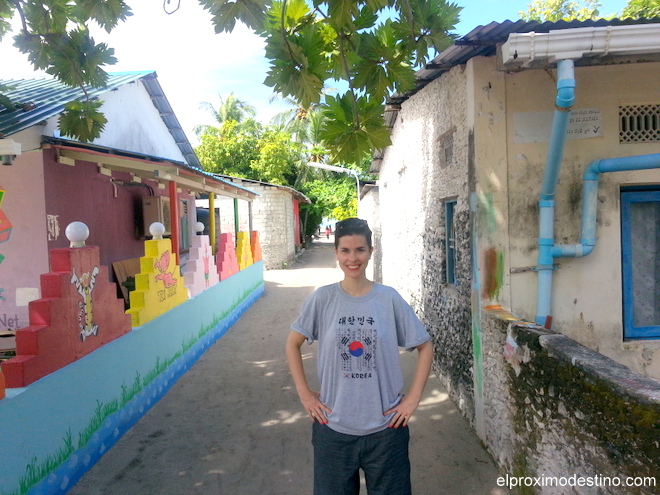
left=193, top=93, right=257, bottom=137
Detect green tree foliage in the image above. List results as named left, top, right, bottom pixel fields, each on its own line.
left=195, top=118, right=302, bottom=185
left=519, top=0, right=602, bottom=21
left=519, top=0, right=660, bottom=23
left=621, top=0, right=660, bottom=18
left=196, top=120, right=259, bottom=178
left=0, top=0, right=132, bottom=141
left=1, top=0, right=461, bottom=163
left=299, top=177, right=358, bottom=236
left=254, top=0, right=461, bottom=164
left=253, top=127, right=303, bottom=184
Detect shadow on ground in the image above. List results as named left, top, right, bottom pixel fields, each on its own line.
left=68, top=241, right=505, bottom=495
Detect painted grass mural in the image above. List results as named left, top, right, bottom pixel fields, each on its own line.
left=0, top=263, right=264, bottom=495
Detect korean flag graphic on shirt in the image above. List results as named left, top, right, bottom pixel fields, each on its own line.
left=337, top=326, right=378, bottom=377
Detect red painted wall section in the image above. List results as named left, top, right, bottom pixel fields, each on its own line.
left=293, top=199, right=301, bottom=247
left=251, top=231, right=263, bottom=262
left=1, top=246, right=131, bottom=387
left=43, top=151, right=153, bottom=268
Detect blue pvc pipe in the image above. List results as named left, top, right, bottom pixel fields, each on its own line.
left=540, top=153, right=660, bottom=326
left=553, top=153, right=660, bottom=259
left=539, top=60, right=576, bottom=201
left=536, top=59, right=575, bottom=326
left=535, top=58, right=660, bottom=327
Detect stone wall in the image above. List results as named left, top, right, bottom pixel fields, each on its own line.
left=251, top=187, right=295, bottom=269
left=377, top=64, right=475, bottom=418
left=481, top=307, right=660, bottom=494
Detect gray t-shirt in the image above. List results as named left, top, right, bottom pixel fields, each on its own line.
left=291, top=282, right=431, bottom=436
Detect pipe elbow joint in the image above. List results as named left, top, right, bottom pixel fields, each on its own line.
left=556, top=80, right=576, bottom=109
left=584, top=159, right=604, bottom=179
left=579, top=239, right=596, bottom=257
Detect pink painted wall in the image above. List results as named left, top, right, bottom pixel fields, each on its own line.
left=0, top=151, right=49, bottom=330
left=42, top=150, right=152, bottom=267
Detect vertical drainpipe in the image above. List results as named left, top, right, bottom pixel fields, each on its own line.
left=535, top=59, right=575, bottom=328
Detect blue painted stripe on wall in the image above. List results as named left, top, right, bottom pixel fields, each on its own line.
left=29, top=284, right=264, bottom=495
left=0, top=262, right=264, bottom=495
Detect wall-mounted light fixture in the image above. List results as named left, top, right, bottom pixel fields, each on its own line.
left=0, top=139, right=22, bottom=166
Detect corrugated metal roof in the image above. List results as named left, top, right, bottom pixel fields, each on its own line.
left=215, top=174, right=311, bottom=204
left=388, top=16, right=660, bottom=106
left=0, top=71, right=201, bottom=169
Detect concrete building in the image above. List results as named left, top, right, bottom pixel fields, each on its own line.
left=200, top=177, right=310, bottom=270
left=363, top=18, right=660, bottom=493
left=0, top=72, right=263, bottom=495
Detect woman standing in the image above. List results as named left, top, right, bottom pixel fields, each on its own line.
left=285, top=218, right=434, bottom=495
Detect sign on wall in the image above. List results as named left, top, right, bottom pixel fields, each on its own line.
left=513, top=108, right=602, bottom=143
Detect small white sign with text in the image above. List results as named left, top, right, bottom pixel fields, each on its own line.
left=513, top=108, right=602, bottom=143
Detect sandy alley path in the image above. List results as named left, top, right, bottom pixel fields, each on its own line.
left=68, top=239, right=505, bottom=495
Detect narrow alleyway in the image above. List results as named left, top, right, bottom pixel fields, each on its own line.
left=68, top=239, right=506, bottom=495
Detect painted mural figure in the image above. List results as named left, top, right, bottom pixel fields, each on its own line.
left=71, top=266, right=100, bottom=341
left=154, top=250, right=178, bottom=289
left=203, top=244, right=211, bottom=288
left=285, top=218, right=434, bottom=495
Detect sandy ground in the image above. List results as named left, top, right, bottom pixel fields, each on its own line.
left=68, top=239, right=506, bottom=494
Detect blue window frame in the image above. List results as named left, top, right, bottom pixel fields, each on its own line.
left=621, top=188, right=660, bottom=340
left=445, top=200, right=457, bottom=285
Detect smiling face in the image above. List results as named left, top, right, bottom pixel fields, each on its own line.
left=335, top=234, right=374, bottom=281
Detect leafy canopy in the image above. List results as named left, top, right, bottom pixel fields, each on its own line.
left=519, top=0, right=603, bottom=21
left=255, top=0, right=461, bottom=164
left=621, top=0, right=660, bottom=18
left=0, top=0, right=461, bottom=163
left=195, top=117, right=303, bottom=185
left=0, top=0, right=132, bottom=141
left=519, top=0, right=660, bottom=21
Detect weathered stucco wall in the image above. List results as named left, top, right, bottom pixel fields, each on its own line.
left=503, top=61, right=660, bottom=379
left=481, top=307, right=660, bottom=494
left=375, top=50, right=660, bottom=490
left=378, top=64, right=475, bottom=416
left=358, top=185, right=380, bottom=283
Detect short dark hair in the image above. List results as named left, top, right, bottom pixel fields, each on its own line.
left=334, top=218, right=372, bottom=249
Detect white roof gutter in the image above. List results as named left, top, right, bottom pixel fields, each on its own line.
left=501, top=23, right=660, bottom=64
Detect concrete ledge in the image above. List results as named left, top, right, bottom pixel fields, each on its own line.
left=539, top=333, right=660, bottom=405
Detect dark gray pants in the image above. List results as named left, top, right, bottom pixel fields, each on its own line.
left=312, top=422, right=411, bottom=495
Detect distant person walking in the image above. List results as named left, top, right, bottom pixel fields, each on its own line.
left=325, top=225, right=331, bottom=239
left=286, top=218, right=433, bottom=495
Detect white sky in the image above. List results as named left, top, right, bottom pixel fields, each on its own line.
left=0, top=0, right=628, bottom=145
